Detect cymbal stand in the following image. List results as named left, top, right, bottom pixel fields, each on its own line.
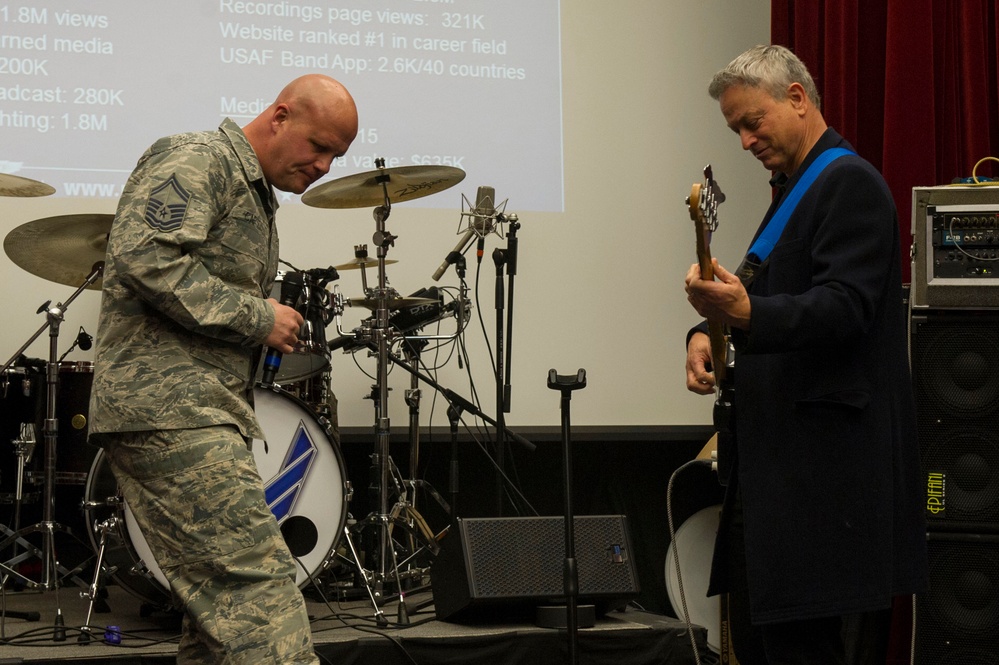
left=0, top=263, right=103, bottom=599
left=332, top=160, right=406, bottom=622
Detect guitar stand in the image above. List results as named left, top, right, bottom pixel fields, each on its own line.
left=537, top=369, right=592, bottom=665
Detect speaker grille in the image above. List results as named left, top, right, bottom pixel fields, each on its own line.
left=462, top=515, right=635, bottom=598
left=913, top=315, right=999, bottom=528
left=913, top=321, right=999, bottom=414
left=431, top=514, right=639, bottom=621
left=914, top=534, right=999, bottom=665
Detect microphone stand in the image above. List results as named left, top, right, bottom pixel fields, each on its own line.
left=491, top=247, right=507, bottom=516
left=489, top=213, right=520, bottom=517
left=502, top=215, right=520, bottom=414
left=446, top=403, right=463, bottom=521
left=379, top=348, right=536, bottom=455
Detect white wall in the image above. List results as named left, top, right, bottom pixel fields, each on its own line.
left=0, top=1, right=771, bottom=429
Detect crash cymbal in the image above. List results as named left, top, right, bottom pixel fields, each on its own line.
left=302, top=165, right=465, bottom=209
left=0, top=173, right=56, bottom=198
left=334, top=257, right=398, bottom=271
left=4, top=213, right=112, bottom=290
left=348, top=296, right=437, bottom=310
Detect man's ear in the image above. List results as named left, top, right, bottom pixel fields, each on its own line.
left=786, top=82, right=809, bottom=113
left=270, top=103, right=290, bottom=132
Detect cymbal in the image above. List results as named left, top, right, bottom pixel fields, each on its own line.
left=0, top=173, right=56, bottom=198
left=334, top=257, right=398, bottom=271
left=4, top=213, right=113, bottom=290
left=301, top=165, right=465, bottom=209
left=348, top=296, right=437, bottom=310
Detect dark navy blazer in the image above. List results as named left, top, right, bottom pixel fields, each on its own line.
left=703, top=128, right=928, bottom=623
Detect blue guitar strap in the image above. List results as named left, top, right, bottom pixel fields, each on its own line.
left=743, top=147, right=855, bottom=273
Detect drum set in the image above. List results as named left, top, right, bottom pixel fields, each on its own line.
left=0, top=162, right=493, bottom=625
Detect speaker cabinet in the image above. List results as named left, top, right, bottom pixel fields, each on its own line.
left=911, top=312, right=999, bottom=531
left=914, top=532, right=999, bottom=664
left=912, top=312, right=999, bottom=664
left=430, top=515, right=639, bottom=622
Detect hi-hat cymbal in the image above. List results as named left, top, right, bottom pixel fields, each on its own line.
left=301, top=165, right=465, bottom=209
left=4, top=214, right=112, bottom=290
left=0, top=173, right=56, bottom=198
left=334, top=257, right=398, bottom=271
left=348, top=296, right=437, bottom=310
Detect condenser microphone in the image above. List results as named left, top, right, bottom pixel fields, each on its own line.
left=472, top=186, right=496, bottom=263
left=432, top=185, right=496, bottom=281
left=261, top=271, right=305, bottom=387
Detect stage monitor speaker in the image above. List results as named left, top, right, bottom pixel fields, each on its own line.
left=911, top=312, right=999, bottom=531
left=913, top=532, right=999, bottom=664
left=430, top=514, right=639, bottom=622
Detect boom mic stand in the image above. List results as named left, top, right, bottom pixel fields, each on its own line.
left=0, top=263, right=102, bottom=622
left=378, top=346, right=537, bottom=482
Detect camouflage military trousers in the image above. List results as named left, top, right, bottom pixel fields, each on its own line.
left=102, top=426, right=319, bottom=665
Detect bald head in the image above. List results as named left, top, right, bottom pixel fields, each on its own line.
left=244, top=74, right=359, bottom=194
left=274, top=74, right=356, bottom=121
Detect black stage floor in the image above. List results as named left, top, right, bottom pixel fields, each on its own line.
left=0, top=583, right=712, bottom=664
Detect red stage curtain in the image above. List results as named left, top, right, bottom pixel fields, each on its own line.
left=772, top=0, right=999, bottom=282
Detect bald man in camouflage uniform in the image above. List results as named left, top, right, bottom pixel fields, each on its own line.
left=89, top=74, right=358, bottom=664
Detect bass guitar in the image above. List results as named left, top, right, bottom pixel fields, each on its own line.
left=686, top=164, right=738, bottom=664
left=685, top=165, right=735, bottom=463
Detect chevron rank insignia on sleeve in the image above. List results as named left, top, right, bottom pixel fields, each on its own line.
left=144, top=174, right=191, bottom=232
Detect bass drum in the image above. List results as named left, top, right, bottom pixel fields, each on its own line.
left=84, top=386, right=349, bottom=607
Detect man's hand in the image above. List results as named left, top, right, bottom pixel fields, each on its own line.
left=684, top=259, right=751, bottom=330
left=264, top=298, right=304, bottom=354
left=686, top=331, right=716, bottom=395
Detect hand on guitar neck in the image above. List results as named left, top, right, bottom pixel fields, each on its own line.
left=684, top=166, right=737, bottom=466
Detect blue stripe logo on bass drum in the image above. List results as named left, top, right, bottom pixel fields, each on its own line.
left=263, top=420, right=317, bottom=521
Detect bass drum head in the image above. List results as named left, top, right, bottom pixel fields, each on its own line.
left=86, top=388, right=349, bottom=603
left=251, top=386, right=349, bottom=587
left=84, top=450, right=176, bottom=611
left=665, top=505, right=722, bottom=653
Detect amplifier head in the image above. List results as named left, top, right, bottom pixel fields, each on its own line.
left=911, top=185, right=999, bottom=309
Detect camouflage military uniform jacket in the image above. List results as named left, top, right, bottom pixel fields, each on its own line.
left=89, top=118, right=278, bottom=439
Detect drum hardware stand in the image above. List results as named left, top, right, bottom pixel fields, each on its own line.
left=333, top=159, right=421, bottom=623
left=326, top=161, right=468, bottom=623
left=0, top=263, right=103, bottom=605
left=1, top=423, right=36, bottom=572
left=77, top=511, right=120, bottom=642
